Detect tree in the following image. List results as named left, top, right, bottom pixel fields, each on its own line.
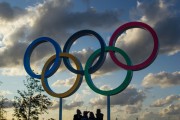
left=0, top=96, right=7, bottom=120
left=0, top=81, right=7, bottom=120
left=13, top=76, right=52, bottom=120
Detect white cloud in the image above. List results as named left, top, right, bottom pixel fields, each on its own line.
left=142, top=71, right=180, bottom=88
left=137, top=1, right=142, bottom=8
left=140, top=111, right=162, bottom=120
left=0, top=66, right=26, bottom=76
left=82, top=86, right=91, bottom=95
left=139, top=103, right=180, bottom=120
left=63, top=100, right=84, bottom=110
left=100, top=85, right=112, bottom=90
left=71, top=48, right=94, bottom=65
left=52, top=77, right=75, bottom=87
left=50, top=94, right=84, bottom=110
left=49, top=99, right=61, bottom=110
left=151, top=94, right=180, bottom=107
left=90, top=86, right=145, bottom=107
left=0, top=90, right=13, bottom=96
left=160, top=103, right=180, bottom=117
left=124, top=103, right=142, bottom=114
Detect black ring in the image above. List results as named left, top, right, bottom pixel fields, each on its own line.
left=63, top=30, right=106, bottom=75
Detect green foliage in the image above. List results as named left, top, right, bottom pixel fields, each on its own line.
left=0, top=81, right=7, bottom=120
left=13, top=76, right=52, bottom=120
left=0, top=96, right=7, bottom=120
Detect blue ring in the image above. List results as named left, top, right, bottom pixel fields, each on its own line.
left=24, top=37, right=62, bottom=79
left=63, top=30, right=106, bottom=75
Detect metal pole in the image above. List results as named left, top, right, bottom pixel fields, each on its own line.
left=59, top=98, right=62, bottom=120
left=107, top=96, right=110, bottom=120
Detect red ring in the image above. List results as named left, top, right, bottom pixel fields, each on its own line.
left=109, top=22, right=159, bottom=71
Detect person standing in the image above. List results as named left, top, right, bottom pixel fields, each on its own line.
left=74, top=109, right=82, bottom=120
left=89, top=112, right=96, bottom=120
left=81, top=111, right=89, bottom=120
left=96, top=109, right=103, bottom=120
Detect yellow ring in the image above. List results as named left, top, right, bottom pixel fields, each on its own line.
left=41, top=53, right=83, bottom=98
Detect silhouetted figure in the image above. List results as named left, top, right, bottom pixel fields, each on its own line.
left=96, top=109, right=103, bottom=120
left=81, top=111, right=89, bottom=120
left=89, top=112, right=96, bottom=120
left=74, top=109, right=82, bottom=120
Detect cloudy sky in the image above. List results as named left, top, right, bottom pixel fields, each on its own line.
left=0, top=0, right=179, bottom=119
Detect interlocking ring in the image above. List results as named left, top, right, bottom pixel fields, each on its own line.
left=85, top=46, right=133, bottom=96
left=109, top=22, right=159, bottom=71
left=41, top=53, right=83, bottom=98
left=24, top=22, right=159, bottom=98
left=24, top=37, right=61, bottom=79
left=63, top=30, right=106, bottom=75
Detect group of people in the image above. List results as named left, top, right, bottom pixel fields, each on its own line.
left=73, top=109, right=104, bottom=120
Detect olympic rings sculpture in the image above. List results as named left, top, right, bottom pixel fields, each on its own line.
left=24, top=22, right=159, bottom=98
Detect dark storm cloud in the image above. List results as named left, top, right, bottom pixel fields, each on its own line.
left=137, top=0, right=167, bottom=22
left=137, top=0, right=180, bottom=55
left=0, top=45, right=26, bottom=68
left=73, top=0, right=180, bottom=73
left=112, top=0, right=180, bottom=68
left=1, top=0, right=180, bottom=76
left=27, top=0, right=121, bottom=41
left=0, top=2, right=14, bottom=19
left=69, top=49, right=120, bottom=75
left=154, top=16, right=180, bottom=55
left=0, top=27, right=28, bottom=67
left=0, top=0, right=121, bottom=71
left=0, top=2, right=25, bottom=20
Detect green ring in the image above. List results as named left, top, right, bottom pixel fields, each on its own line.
left=85, top=46, right=133, bottom=96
